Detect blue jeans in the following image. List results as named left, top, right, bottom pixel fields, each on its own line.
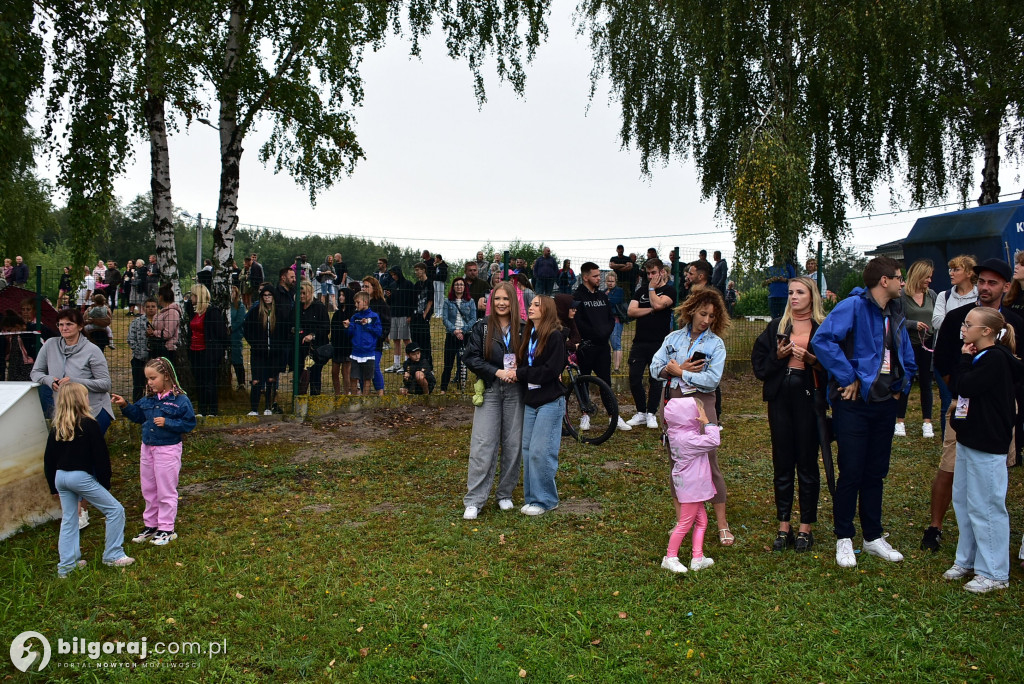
left=535, top=277, right=555, bottom=296
left=935, top=369, right=953, bottom=437
left=55, top=470, right=127, bottom=575
left=373, top=351, right=384, bottom=391
left=953, top=444, right=1010, bottom=581
left=609, top=321, right=623, bottom=352
left=832, top=397, right=898, bottom=540
left=522, top=396, right=565, bottom=510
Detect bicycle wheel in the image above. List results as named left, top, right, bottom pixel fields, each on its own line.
left=563, top=374, right=618, bottom=445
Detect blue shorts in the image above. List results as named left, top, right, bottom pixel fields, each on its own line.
left=320, top=281, right=336, bottom=296
left=610, top=321, right=623, bottom=351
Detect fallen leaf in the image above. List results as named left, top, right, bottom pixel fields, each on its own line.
left=617, top=612, right=627, bottom=619
left=356, top=626, right=363, bottom=633
left=645, top=630, right=652, bottom=636
left=590, top=639, right=601, bottom=645
left=519, top=669, right=527, bottom=678
left=328, top=659, right=335, bottom=668
left=612, top=591, right=619, bottom=596
left=359, top=648, right=369, bottom=657
left=166, top=618, right=175, bottom=624
left=235, top=592, right=244, bottom=599
left=175, top=562, right=183, bottom=567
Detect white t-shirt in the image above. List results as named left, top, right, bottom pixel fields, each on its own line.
left=78, top=275, right=96, bottom=305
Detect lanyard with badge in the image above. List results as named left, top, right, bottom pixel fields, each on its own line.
left=526, top=333, right=541, bottom=389
left=954, top=348, right=989, bottom=418
left=880, top=316, right=892, bottom=374
left=501, top=326, right=516, bottom=371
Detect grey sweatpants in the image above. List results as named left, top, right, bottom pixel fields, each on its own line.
left=465, top=381, right=525, bottom=508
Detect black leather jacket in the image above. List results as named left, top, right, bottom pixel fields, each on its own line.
left=464, top=318, right=525, bottom=388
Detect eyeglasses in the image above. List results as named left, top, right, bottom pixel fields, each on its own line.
left=887, top=274, right=904, bottom=282
left=960, top=321, right=988, bottom=330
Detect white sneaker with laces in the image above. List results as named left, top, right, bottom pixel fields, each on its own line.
left=104, top=556, right=135, bottom=568
left=263, top=409, right=272, bottom=416
left=579, top=415, right=590, bottom=432
left=661, top=556, right=688, bottom=573
left=617, top=416, right=632, bottom=431
left=497, top=498, right=514, bottom=511
left=690, top=556, right=715, bottom=571
left=963, top=575, right=1009, bottom=593
left=626, top=412, right=648, bottom=427
left=521, top=504, right=547, bottom=516
left=248, top=411, right=258, bottom=416
left=942, top=564, right=973, bottom=580
left=646, top=414, right=659, bottom=429
left=922, top=423, right=934, bottom=438
left=894, top=422, right=906, bottom=437
left=863, top=534, right=904, bottom=562
left=78, top=509, right=89, bottom=530
left=836, top=538, right=857, bottom=567
left=463, top=506, right=479, bottom=520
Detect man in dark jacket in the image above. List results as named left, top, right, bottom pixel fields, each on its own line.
left=386, top=265, right=415, bottom=371
left=104, top=261, right=122, bottom=308
left=11, top=256, right=29, bottom=286
left=573, top=261, right=623, bottom=430
left=249, top=253, right=264, bottom=292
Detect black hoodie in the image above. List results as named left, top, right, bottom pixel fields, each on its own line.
left=572, top=284, right=614, bottom=343
left=388, top=268, right=415, bottom=317
left=950, top=343, right=1024, bottom=454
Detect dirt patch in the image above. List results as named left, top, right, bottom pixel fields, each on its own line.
left=318, top=404, right=473, bottom=440
left=556, top=498, right=602, bottom=515
left=602, top=461, right=630, bottom=471
left=370, top=502, right=400, bottom=514
left=210, top=422, right=329, bottom=447
left=342, top=520, right=367, bottom=528
left=179, top=480, right=227, bottom=497
left=290, top=443, right=367, bottom=464
left=301, top=503, right=332, bottom=513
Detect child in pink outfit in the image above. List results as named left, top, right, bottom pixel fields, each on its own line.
left=112, top=357, right=196, bottom=547
left=661, top=396, right=720, bottom=573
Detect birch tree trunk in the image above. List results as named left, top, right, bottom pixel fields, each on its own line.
left=145, top=92, right=181, bottom=301
left=978, top=125, right=1001, bottom=206
left=211, top=0, right=244, bottom=308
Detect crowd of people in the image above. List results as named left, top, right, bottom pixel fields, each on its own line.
left=8, top=246, right=1023, bottom=592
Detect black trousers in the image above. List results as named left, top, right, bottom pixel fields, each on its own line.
left=766, top=371, right=820, bottom=523
left=440, top=333, right=466, bottom=391
left=578, top=340, right=611, bottom=385
left=188, top=348, right=219, bottom=415
left=410, top=315, right=433, bottom=365
left=628, top=341, right=662, bottom=415
left=131, top=357, right=147, bottom=403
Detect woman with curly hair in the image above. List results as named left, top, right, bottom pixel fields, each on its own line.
left=440, top=277, right=476, bottom=393
left=650, top=287, right=734, bottom=545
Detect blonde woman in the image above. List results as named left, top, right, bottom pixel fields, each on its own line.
left=185, top=284, right=227, bottom=417
left=751, top=277, right=825, bottom=552
left=895, top=260, right=937, bottom=438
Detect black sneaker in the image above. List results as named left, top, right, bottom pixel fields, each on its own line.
left=131, top=527, right=157, bottom=543
left=794, top=531, right=814, bottom=552
left=772, top=529, right=794, bottom=552
left=920, top=526, right=942, bottom=552
left=271, top=402, right=284, bottom=415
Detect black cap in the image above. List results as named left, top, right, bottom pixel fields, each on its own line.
left=976, top=258, right=1012, bottom=282
left=405, top=342, right=421, bottom=355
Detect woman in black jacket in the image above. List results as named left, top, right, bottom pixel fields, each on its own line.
left=330, top=286, right=355, bottom=395
left=462, top=282, right=524, bottom=520
left=244, top=284, right=290, bottom=415
left=298, top=281, right=330, bottom=395
left=516, top=295, right=568, bottom=516
left=750, top=276, right=825, bottom=552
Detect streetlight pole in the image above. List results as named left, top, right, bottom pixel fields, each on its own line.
left=195, top=213, right=203, bottom=283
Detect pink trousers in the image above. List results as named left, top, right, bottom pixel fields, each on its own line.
left=667, top=502, right=708, bottom=560
left=140, top=443, right=182, bottom=530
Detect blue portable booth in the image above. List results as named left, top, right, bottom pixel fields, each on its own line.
left=901, top=199, right=1024, bottom=292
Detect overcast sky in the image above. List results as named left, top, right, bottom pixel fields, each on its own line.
left=35, top=3, right=1022, bottom=266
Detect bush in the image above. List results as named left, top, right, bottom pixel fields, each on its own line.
left=838, top=271, right=863, bottom=299
left=733, top=286, right=770, bottom=317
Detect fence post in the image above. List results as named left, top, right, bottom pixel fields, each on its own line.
left=35, top=266, right=42, bottom=321
left=502, top=250, right=510, bottom=281
left=816, top=241, right=823, bottom=295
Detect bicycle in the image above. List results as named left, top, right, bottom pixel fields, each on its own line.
left=561, top=353, right=619, bottom=445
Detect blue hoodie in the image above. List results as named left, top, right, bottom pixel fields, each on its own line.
left=345, top=307, right=382, bottom=358
left=120, top=393, right=197, bottom=445
left=812, top=287, right=916, bottom=403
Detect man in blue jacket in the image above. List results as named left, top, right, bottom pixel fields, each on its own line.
left=813, top=256, right=916, bottom=568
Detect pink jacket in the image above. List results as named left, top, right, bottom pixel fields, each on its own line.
left=665, top=397, right=720, bottom=504
left=484, top=283, right=527, bottom=321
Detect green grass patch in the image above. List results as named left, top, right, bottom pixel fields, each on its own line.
left=3, top=372, right=1024, bottom=681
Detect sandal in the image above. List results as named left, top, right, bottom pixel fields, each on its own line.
left=719, top=528, right=735, bottom=546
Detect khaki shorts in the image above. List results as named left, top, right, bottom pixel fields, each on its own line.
left=939, top=405, right=1016, bottom=471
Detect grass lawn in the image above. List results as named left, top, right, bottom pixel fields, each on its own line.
left=3, top=371, right=1024, bottom=682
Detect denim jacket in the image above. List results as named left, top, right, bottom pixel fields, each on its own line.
left=443, top=299, right=477, bottom=334
left=120, top=392, right=196, bottom=445
left=650, top=326, right=726, bottom=394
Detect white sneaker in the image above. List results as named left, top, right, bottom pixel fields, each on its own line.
left=893, top=422, right=906, bottom=437
left=78, top=509, right=89, bottom=530
left=195, top=413, right=203, bottom=418
left=661, top=556, right=688, bottom=573
left=521, top=504, right=547, bottom=516
left=922, top=423, right=934, bottom=438
left=497, top=498, right=514, bottom=511
left=263, top=409, right=272, bottom=416
left=690, top=556, right=715, bottom=571
left=964, top=576, right=1009, bottom=594
left=103, top=555, right=135, bottom=568
left=646, top=414, right=659, bottom=429
left=626, top=412, right=648, bottom=427
left=463, top=506, right=479, bottom=520
left=617, top=416, right=632, bottom=431
left=942, top=564, right=973, bottom=580
left=579, top=415, right=590, bottom=432
left=247, top=411, right=258, bottom=416
left=863, top=534, right=904, bottom=562
left=836, top=538, right=857, bottom=567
